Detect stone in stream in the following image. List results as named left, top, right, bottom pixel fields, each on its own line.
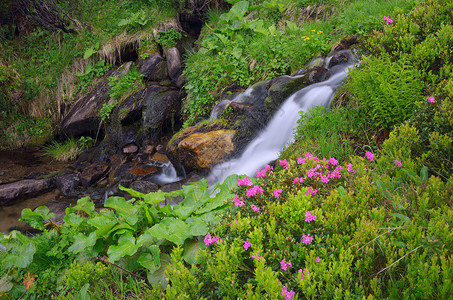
left=56, top=173, right=81, bottom=197
left=0, top=178, right=56, bottom=206
left=137, top=52, right=168, bottom=82
left=80, top=162, right=109, bottom=187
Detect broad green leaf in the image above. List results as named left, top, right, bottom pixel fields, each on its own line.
left=286, top=20, right=298, bottom=31
left=63, top=213, right=84, bottom=227
left=375, top=179, right=391, bottom=200
left=183, top=238, right=205, bottom=265
left=68, top=232, right=97, bottom=254
left=19, top=208, right=45, bottom=231
left=0, top=274, right=13, bottom=293
left=138, top=246, right=160, bottom=273
left=147, top=253, right=170, bottom=289
left=392, top=213, right=410, bottom=223
left=393, top=241, right=406, bottom=248
left=3, top=241, right=36, bottom=268
left=228, top=1, right=249, bottom=21
left=68, top=197, right=95, bottom=216
left=143, top=190, right=167, bottom=205
left=107, top=233, right=139, bottom=262
left=104, top=196, right=138, bottom=226
left=77, top=283, right=91, bottom=300
left=88, top=216, right=117, bottom=238
left=337, top=186, right=348, bottom=197
left=107, top=223, right=135, bottom=238
left=188, top=218, right=208, bottom=236
left=83, top=48, right=97, bottom=59
left=148, top=218, right=192, bottom=245
left=136, top=231, right=156, bottom=247
left=119, top=184, right=145, bottom=199
left=420, top=166, right=428, bottom=184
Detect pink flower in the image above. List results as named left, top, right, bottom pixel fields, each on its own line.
left=306, top=187, right=317, bottom=196
left=251, top=205, right=260, bottom=212
left=329, top=157, right=338, bottom=166
left=320, top=175, right=329, bottom=183
left=265, top=164, right=273, bottom=172
left=365, top=151, right=374, bottom=161
left=330, top=167, right=342, bottom=179
left=246, top=185, right=263, bottom=197
left=383, top=16, right=393, bottom=23
left=347, top=163, right=355, bottom=173
left=238, top=176, right=253, bottom=187
left=233, top=195, right=244, bottom=207
left=256, top=169, right=267, bottom=178
left=428, top=96, right=435, bottom=103
left=302, top=233, right=313, bottom=245
left=306, top=168, right=317, bottom=178
left=305, top=211, right=316, bottom=223
left=280, top=258, right=292, bottom=271
left=281, top=286, right=294, bottom=300
left=299, top=268, right=310, bottom=280
left=305, top=152, right=314, bottom=160
left=315, top=256, right=320, bottom=263
left=252, top=253, right=261, bottom=261
left=297, top=157, right=306, bottom=164
left=204, top=234, right=220, bottom=246
left=273, top=188, right=283, bottom=199
left=279, top=159, right=289, bottom=169
left=394, top=159, right=402, bottom=167
left=243, top=240, right=251, bottom=250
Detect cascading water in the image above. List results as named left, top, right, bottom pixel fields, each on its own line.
left=209, top=61, right=354, bottom=183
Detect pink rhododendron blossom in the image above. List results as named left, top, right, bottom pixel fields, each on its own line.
left=273, top=188, right=283, bottom=199
left=251, top=205, right=260, bottom=212
left=297, top=157, right=306, bottom=164
left=320, top=175, right=330, bottom=183
left=315, top=256, right=321, bottom=263
left=246, top=185, right=263, bottom=197
left=315, top=164, right=323, bottom=170
left=347, top=163, right=355, bottom=173
left=265, top=164, right=273, bottom=172
left=280, top=258, right=292, bottom=271
left=394, top=159, right=402, bottom=167
left=330, top=168, right=341, bottom=179
left=329, top=157, right=338, bottom=165
left=299, top=268, right=310, bottom=280
left=306, top=168, right=317, bottom=178
left=305, top=152, right=314, bottom=159
left=243, top=240, right=251, bottom=250
left=238, top=176, right=253, bottom=187
left=204, top=234, right=220, bottom=246
left=365, top=151, right=374, bottom=161
left=305, top=211, right=316, bottom=223
left=428, top=96, right=435, bottom=103
left=256, top=169, right=267, bottom=178
left=233, top=195, right=244, bottom=207
left=306, top=187, right=317, bottom=196
left=279, top=159, right=289, bottom=169
left=252, top=253, right=261, bottom=261
left=281, top=286, right=294, bottom=300
left=383, top=16, right=393, bottom=23
left=302, top=233, right=313, bottom=244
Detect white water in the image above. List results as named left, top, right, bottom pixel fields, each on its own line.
left=209, top=63, right=353, bottom=183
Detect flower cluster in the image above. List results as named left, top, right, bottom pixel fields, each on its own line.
left=257, top=164, right=273, bottom=178
left=383, top=16, right=393, bottom=23
left=428, top=96, right=435, bottom=103
left=365, top=151, right=374, bottom=161
left=204, top=234, right=220, bottom=246
left=252, top=253, right=261, bottom=261
left=306, top=187, right=317, bottom=196
left=238, top=176, right=253, bottom=187
left=299, top=268, right=310, bottom=280
left=246, top=185, right=264, bottom=197
left=280, top=258, right=292, bottom=271
left=273, top=188, right=283, bottom=199
left=243, top=240, right=251, bottom=250
left=233, top=195, right=244, bottom=207
left=394, top=159, right=402, bottom=167
left=302, top=233, right=313, bottom=245
left=281, top=286, right=295, bottom=300
left=279, top=159, right=289, bottom=169
left=305, top=211, right=316, bottom=223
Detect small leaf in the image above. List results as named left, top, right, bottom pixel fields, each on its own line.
left=83, top=48, right=97, bottom=59
left=0, top=274, right=13, bottom=293
left=375, top=179, right=391, bottom=200
left=77, top=283, right=91, bottom=300
left=420, top=166, right=428, bottom=184
left=119, top=185, right=145, bottom=199
left=392, top=241, right=406, bottom=248
left=337, top=186, right=348, bottom=197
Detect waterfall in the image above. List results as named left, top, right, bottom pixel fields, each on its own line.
left=209, top=62, right=353, bottom=183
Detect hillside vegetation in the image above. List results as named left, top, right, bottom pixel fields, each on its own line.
left=1, top=0, right=452, bottom=299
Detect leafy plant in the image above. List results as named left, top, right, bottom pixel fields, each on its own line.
left=43, top=136, right=94, bottom=161
left=157, top=28, right=182, bottom=49
left=76, top=60, right=111, bottom=93
left=118, top=10, right=149, bottom=30
left=108, top=70, right=144, bottom=101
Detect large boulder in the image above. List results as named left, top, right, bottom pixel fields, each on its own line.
left=59, top=62, right=133, bottom=139
left=166, top=47, right=182, bottom=81
left=167, top=123, right=236, bottom=174
left=0, top=178, right=56, bottom=206
left=138, top=52, right=168, bottom=82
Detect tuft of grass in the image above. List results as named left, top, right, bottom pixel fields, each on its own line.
left=43, top=136, right=93, bottom=161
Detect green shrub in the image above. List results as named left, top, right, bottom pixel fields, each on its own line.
left=345, top=55, right=424, bottom=129
left=157, top=28, right=182, bottom=49
left=108, top=69, right=144, bottom=101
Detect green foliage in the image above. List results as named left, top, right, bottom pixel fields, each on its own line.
left=0, top=176, right=237, bottom=298
left=118, top=10, right=149, bottom=30
left=76, top=60, right=111, bottom=93
left=98, top=101, right=118, bottom=122
left=157, top=28, right=182, bottom=49
left=108, top=69, right=144, bottom=101
left=43, top=136, right=93, bottom=161
left=345, top=55, right=424, bottom=129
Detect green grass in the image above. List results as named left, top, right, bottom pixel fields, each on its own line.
left=43, top=136, right=92, bottom=161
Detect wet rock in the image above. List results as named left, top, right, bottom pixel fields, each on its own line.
left=332, top=36, right=357, bottom=52
left=151, top=152, right=170, bottom=165
left=166, top=47, right=182, bottom=81
left=307, top=66, right=328, bottom=84
left=80, top=162, right=109, bottom=187
left=129, top=165, right=160, bottom=177
left=118, top=91, right=145, bottom=126
left=56, top=173, right=81, bottom=196
left=172, top=129, right=236, bottom=173
left=123, top=143, right=138, bottom=154
left=0, top=178, right=56, bottom=206
left=138, top=52, right=168, bottom=82
left=60, top=62, right=132, bottom=139
left=142, top=86, right=182, bottom=143
left=129, top=181, right=159, bottom=194
left=328, top=50, right=354, bottom=68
